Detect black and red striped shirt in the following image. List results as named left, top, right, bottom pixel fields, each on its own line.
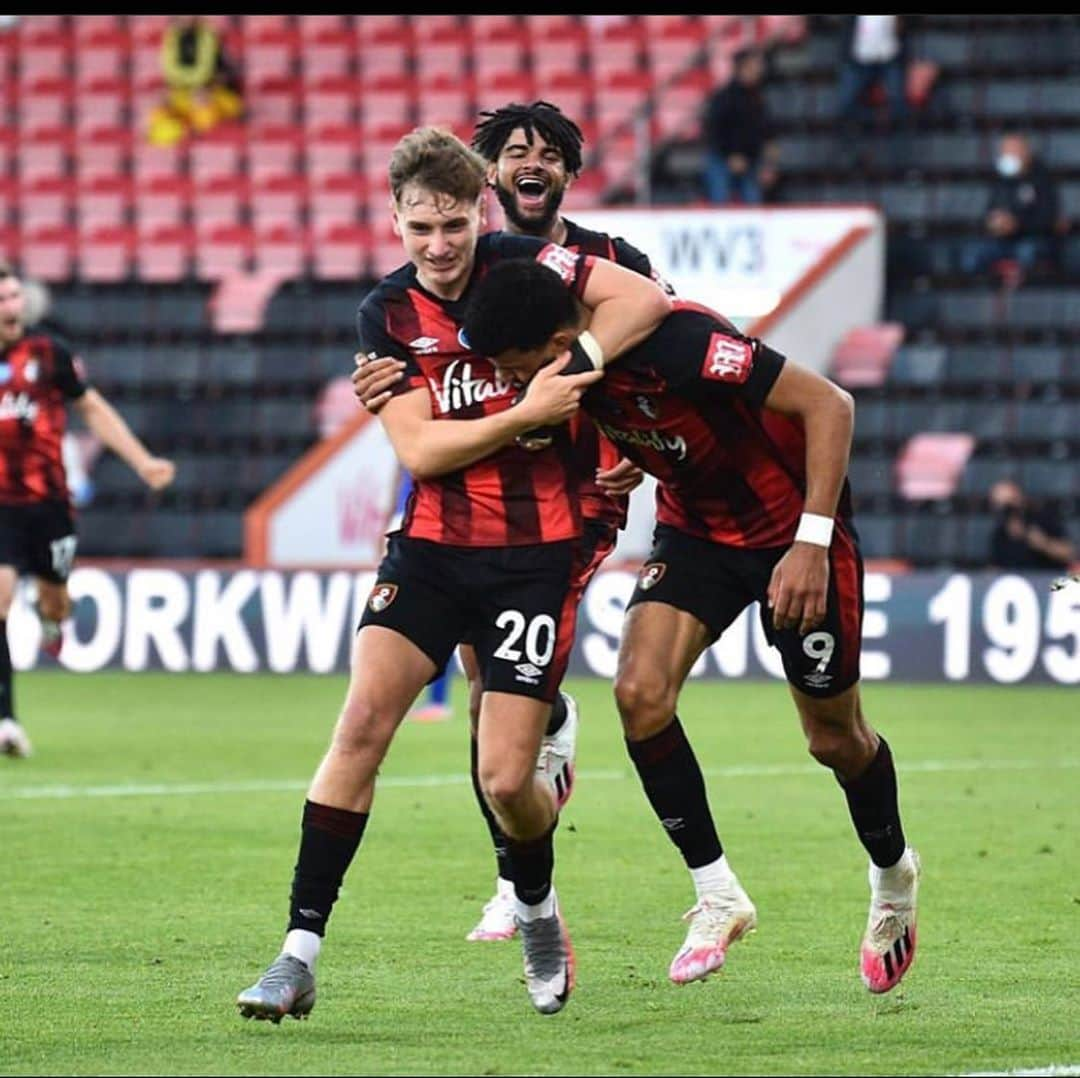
left=583, top=301, right=853, bottom=549
left=357, top=232, right=595, bottom=548
left=0, top=332, right=88, bottom=506
left=560, top=218, right=668, bottom=531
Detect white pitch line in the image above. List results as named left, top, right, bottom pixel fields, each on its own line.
left=3, top=758, right=1077, bottom=802
left=960, top=1067, right=1080, bottom=1077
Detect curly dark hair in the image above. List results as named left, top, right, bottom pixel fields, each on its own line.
left=471, top=100, right=585, bottom=176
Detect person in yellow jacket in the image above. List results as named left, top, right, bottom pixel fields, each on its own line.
left=147, top=16, right=244, bottom=147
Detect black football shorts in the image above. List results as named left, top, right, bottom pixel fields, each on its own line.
left=0, top=500, right=78, bottom=583
left=627, top=522, right=865, bottom=697
left=359, top=534, right=582, bottom=702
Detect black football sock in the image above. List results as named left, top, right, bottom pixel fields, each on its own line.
left=838, top=736, right=907, bottom=868
left=287, top=800, right=369, bottom=936
left=505, top=823, right=556, bottom=907
left=626, top=717, right=724, bottom=869
left=544, top=691, right=567, bottom=738
left=470, top=735, right=514, bottom=882
left=0, top=620, right=13, bottom=718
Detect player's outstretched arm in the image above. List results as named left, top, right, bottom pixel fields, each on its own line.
left=575, top=258, right=672, bottom=369
left=378, top=357, right=601, bottom=479
left=73, top=389, right=176, bottom=490
left=761, top=361, right=854, bottom=635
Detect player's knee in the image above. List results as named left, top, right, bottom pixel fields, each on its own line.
left=478, top=763, right=532, bottom=815
left=331, top=700, right=392, bottom=758
left=614, top=666, right=677, bottom=735
left=803, top=711, right=865, bottom=771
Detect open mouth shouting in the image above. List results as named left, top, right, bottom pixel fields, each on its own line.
left=514, top=173, right=552, bottom=215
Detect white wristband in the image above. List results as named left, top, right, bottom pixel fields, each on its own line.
left=577, top=330, right=605, bottom=370
left=795, top=512, right=834, bottom=547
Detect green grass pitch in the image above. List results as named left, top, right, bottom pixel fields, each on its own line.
left=2, top=672, right=1077, bottom=1076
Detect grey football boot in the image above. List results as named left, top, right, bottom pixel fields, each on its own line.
left=516, top=893, right=575, bottom=1015
left=237, top=953, right=315, bottom=1023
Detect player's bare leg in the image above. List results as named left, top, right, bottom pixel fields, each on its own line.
left=615, top=601, right=756, bottom=985
left=476, top=691, right=574, bottom=1013
left=0, top=565, right=30, bottom=758
left=238, top=627, right=435, bottom=1022
left=792, top=684, right=919, bottom=993
left=465, top=643, right=579, bottom=943
left=34, top=577, right=71, bottom=659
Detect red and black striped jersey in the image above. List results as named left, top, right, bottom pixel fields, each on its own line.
left=357, top=232, right=595, bottom=548
left=0, top=332, right=89, bottom=506
left=560, top=218, right=670, bottom=530
left=582, top=301, right=853, bottom=549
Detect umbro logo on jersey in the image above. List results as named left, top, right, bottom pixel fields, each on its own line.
left=409, top=336, right=441, bottom=354
left=635, top=394, right=658, bottom=419
left=702, top=333, right=753, bottom=384
left=368, top=583, right=398, bottom=612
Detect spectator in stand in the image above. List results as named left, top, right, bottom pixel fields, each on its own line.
left=835, top=15, right=910, bottom=166
left=960, top=133, right=1065, bottom=283
left=147, top=16, right=244, bottom=148
left=702, top=48, right=780, bottom=205
left=988, top=478, right=1076, bottom=571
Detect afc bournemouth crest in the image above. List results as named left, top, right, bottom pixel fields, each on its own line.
left=638, top=562, right=667, bottom=591
left=368, top=583, right=398, bottom=613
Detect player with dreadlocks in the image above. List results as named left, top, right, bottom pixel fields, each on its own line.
left=352, top=101, right=676, bottom=945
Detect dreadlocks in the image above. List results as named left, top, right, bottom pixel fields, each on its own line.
left=471, top=101, right=585, bottom=176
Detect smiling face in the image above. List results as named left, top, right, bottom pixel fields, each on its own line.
left=490, top=125, right=571, bottom=237
left=392, top=182, right=485, bottom=300
left=0, top=271, right=25, bottom=346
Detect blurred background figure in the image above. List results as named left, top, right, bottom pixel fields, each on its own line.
left=959, top=132, right=1066, bottom=285
left=835, top=15, right=910, bottom=165
left=147, top=15, right=244, bottom=148
left=702, top=47, right=780, bottom=205
left=988, top=478, right=1075, bottom=570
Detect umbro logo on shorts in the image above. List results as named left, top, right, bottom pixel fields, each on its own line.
left=515, top=662, right=543, bottom=684
left=368, top=583, right=398, bottom=613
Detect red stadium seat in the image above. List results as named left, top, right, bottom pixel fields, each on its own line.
left=76, top=175, right=133, bottom=231
left=302, top=76, right=359, bottom=130
left=255, top=222, right=309, bottom=279
left=79, top=223, right=135, bottom=282
left=189, top=127, right=245, bottom=183
left=195, top=222, right=254, bottom=281
left=247, top=126, right=304, bottom=183
left=311, top=221, right=371, bottom=281
left=134, top=175, right=192, bottom=231
left=370, top=221, right=405, bottom=278
left=415, top=76, right=474, bottom=129
left=356, top=15, right=410, bottom=46
left=17, top=128, right=73, bottom=183
left=297, top=15, right=353, bottom=41
left=192, top=175, right=249, bottom=231
left=300, top=33, right=356, bottom=83
left=77, top=127, right=135, bottom=183
left=251, top=175, right=308, bottom=230
left=896, top=433, right=976, bottom=501
left=75, top=38, right=129, bottom=88
left=135, top=223, right=193, bottom=282
left=19, top=223, right=76, bottom=281
left=304, top=124, right=361, bottom=179
left=831, top=324, right=906, bottom=389
left=241, top=14, right=293, bottom=38
left=358, top=75, right=414, bottom=130
left=74, top=83, right=129, bottom=133
left=475, top=73, right=537, bottom=114
left=18, top=175, right=73, bottom=230
left=356, top=40, right=410, bottom=84
left=309, top=173, right=367, bottom=232
left=132, top=141, right=185, bottom=185
left=243, top=30, right=299, bottom=88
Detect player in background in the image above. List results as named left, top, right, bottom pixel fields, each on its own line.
left=353, top=101, right=665, bottom=943
left=0, top=263, right=175, bottom=758
left=460, top=258, right=921, bottom=997
left=237, top=129, right=672, bottom=1022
